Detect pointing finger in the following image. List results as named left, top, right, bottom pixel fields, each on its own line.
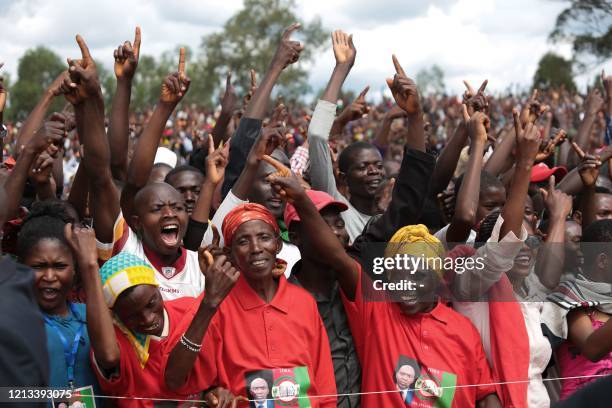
left=477, top=79, right=488, bottom=94
left=75, top=35, right=92, bottom=61
left=357, top=85, right=370, bottom=100
left=571, top=141, right=586, bottom=159
left=208, top=134, right=215, bottom=155
left=461, top=104, right=470, bottom=122
left=512, top=108, right=521, bottom=137
left=463, top=80, right=475, bottom=96
left=548, top=175, right=556, bottom=192
left=263, top=154, right=289, bottom=173
left=391, top=54, right=406, bottom=77
left=250, top=69, right=257, bottom=89
left=178, top=47, right=186, bottom=79
left=282, top=22, right=301, bottom=40
left=210, top=222, right=221, bottom=248
left=133, top=26, right=142, bottom=58
left=225, top=70, right=232, bottom=90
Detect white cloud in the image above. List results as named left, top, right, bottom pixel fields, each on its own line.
left=0, top=0, right=609, bottom=101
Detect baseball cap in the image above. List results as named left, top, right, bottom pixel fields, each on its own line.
left=530, top=163, right=567, bottom=183
left=284, top=190, right=348, bottom=229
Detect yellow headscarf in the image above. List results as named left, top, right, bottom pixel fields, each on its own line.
left=385, top=224, right=446, bottom=279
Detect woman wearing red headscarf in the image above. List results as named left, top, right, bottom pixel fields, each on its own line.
left=164, top=203, right=336, bottom=407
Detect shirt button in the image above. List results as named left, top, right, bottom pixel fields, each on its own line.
left=424, top=345, right=430, bottom=350
left=265, top=309, right=271, bottom=314
left=423, top=330, right=428, bottom=336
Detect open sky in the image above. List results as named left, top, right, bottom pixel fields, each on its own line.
left=0, top=0, right=610, bottom=100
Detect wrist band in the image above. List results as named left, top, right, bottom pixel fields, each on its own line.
left=180, top=334, right=202, bottom=353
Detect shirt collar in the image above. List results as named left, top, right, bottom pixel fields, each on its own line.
left=234, top=274, right=292, bottom=314
left=428, top=300, right=449, bottom=324
left=142, top=245, right=187, bottom=276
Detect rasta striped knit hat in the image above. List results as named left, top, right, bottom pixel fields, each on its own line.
left=99, top=252, right=158, bottom=308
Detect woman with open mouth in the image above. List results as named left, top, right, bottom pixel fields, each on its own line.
left=16, top=202, right=102, bottom=403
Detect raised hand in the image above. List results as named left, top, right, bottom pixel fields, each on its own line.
left=63, top=35, right=102, bottom=105
left=513, top=107, right=541, bottom=163
left=263, top=154, right=291, bottom=179
left=462, top=79, right=488, bottom=115
left=29, top=150, right=55, bottom=184
left=572, top=141, right=602, bottom=187
left=198, top=252, right=239, bottom=309
left=535, top=128, right=567, bottom=163
left=584, top=87, right=605, bottom=116
left=242, top=69, right=258, bottom=110
left=265, top=159, right=305, bottom=203
left=332, top=29, right=356, bottom=67
left=539, top=175, right=572, bottom=220
left=160, top=47, right=191, bottom=104
left=270, top=23, right=304, bottom=71
left=338, top=86, right=369, bottom=124
left=386, top=55, right=420, bottom=115
left=205, top=135, right=229, bottom=185
left=466, top=108, right=490, bottom=144
left=220, top=71, right=238, bottom=113
left=26, top=112, right=66, bottom=154
left=114, top=26, right=141, bottom=80
left=64, top=223, right=99, bottom=268
left=520, top=89, right=548, bottom=126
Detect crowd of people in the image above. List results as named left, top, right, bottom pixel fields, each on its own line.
left=1, top=22, right=612, bottom=408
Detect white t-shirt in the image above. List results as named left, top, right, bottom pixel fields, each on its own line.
left=97, top=216, right=205, bottom=300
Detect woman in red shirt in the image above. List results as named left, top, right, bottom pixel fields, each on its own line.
left=165, top=203, right=337, bottom=407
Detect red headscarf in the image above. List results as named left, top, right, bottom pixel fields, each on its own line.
left=222, top=203, right=280, bottom=247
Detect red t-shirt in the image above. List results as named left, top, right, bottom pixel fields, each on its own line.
left=91, top=296, right=216, bottom=408
left=188, top=275, right=337, bottom=407
left=342, top=266, right=496, bottom=407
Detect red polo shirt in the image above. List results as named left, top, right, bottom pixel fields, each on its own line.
left=342, top=266, right=495, bottom=407
left=194, top=275, right=337, bottom=407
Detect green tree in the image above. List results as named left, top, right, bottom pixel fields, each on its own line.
left=415, top=65, right=446, bottom=95
left=533, top=52, right=577, bottom=91
left=550, top=0, right=612, bottom=70
left=199, top=0, right=327, bottom=103
left=9, top=46, right=65, bottom=120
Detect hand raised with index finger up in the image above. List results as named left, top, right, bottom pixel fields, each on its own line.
left=386, top=55, right=420, bottom=115
left=114, top=26, right=141, bottom=80
left=63, top=35, right=102, bottom=105
left=160, top=47, right=191, bottom=104
left=270, top=23, right=304, bottom=71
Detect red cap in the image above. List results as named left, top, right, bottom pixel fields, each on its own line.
left=3, top=156, right=16, bottom=169
left=530, top=163, right=567, bottom=183
left=284, top=190, right=348, bottom=229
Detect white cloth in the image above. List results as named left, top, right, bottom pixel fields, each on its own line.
left=203, top=190, right=300, bottom=278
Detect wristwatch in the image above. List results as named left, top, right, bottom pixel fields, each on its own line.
left=0, top=124, right=7, bottom=139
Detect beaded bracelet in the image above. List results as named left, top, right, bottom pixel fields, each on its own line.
left=180, top=334, right=202, bottom=353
